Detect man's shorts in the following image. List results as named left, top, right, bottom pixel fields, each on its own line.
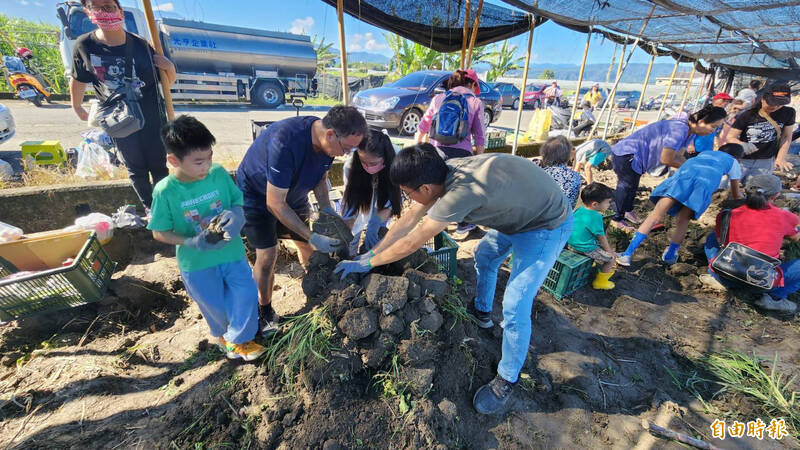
left=571, top=246, right=614, bottom=263
left=242, top=205, right=309, bottom=250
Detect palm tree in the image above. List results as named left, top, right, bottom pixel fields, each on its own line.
left=443, top=45, right=489, bottom=71
left=311, top=35, right=335, bottom=73
left=485, top=41, right=523, bottom=82
left=385, top=34, right=444, bottom=76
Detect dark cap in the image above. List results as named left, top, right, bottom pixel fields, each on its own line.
left=746, top=174, right=782, bottom=197
left=763, top=84, right=791, bottom=106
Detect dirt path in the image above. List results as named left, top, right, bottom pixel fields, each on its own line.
left=1, top=196, right=798, bottom=449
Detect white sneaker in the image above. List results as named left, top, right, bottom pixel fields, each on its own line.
left=616, top=254, right=632, bottom=267
left=755, top=294, right=798, bottom=313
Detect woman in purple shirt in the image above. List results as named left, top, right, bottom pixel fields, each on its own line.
left=609, top=105, right=727, bottom=231
left=417, top=69, right=486, bottom=159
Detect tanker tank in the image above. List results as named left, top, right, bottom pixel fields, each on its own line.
left=159, top=18, right=317, bottom=78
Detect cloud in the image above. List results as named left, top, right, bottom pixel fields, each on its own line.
left=347, top=32, right=386, bottom=52
left=17, top=0, right=29, bottom=5
left=33, top=1, right=42, bottom=5
left=290, top=16, right=314, bottom=35
left=154, top=2, right=174, bottom=12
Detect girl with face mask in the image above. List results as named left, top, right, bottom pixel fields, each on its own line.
left=69, top=0, right=177, bottom=214
left=341, top=130, right=403, bottom=252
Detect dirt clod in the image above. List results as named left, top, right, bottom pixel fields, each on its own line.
left=403, top=365, right=435, bottom=396
left=379, top=314, right=404, bottom=335
left=337, top=307, right=378, bottom=340
left=363, top=273, right=409, bottom=315
left=437, top=399, right=457, bottom=422
left=416, top=310, right=444, bottom=333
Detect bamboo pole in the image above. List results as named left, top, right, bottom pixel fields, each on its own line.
left=696, top=71, right=709, bottom=106
left=588, top=3, right=656, bottom=138
left=336, top=0, right=349, bottom=104
left=460, top=0, right=471, bottom=70
left=631, top=50, right=655, bottom=129
left=656, top=58, right=680, bottom=121
left=677, top=61, right=697, bottom=114
left=567, top=31, right=591, bottom=137
left=602, top=42, right=627, bottom=139
left=512, top=16, right=536, bottom=155
left=140, top=0, right=174, bottom=119
left=466, top=0, right=484, bottom=67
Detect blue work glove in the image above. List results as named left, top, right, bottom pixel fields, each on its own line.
left=334, top=257, right=372, bottom=280
left=218, top=205, right=246, bottom=239
left=363, top=214, right=383, bottom=250
left=309, top=232, right=344, bottom=253
left=183, top=229, right=229, bottom=251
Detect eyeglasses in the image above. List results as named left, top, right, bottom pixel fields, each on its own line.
left=335, top=134, right=358, bottom=154
left=86, top=4, right=119, bottom=12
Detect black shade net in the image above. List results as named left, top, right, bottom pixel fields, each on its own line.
left=501, top=0, right=800, bottom=77
left=319, top=0, right=535, bottom=53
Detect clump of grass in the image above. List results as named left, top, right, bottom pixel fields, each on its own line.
left=264, top=305, right=337, bottom=388
left=702, top=351, right=798, bottom=435
left=606, top=226, right=632, bottom=252
left=439, top=294, right=476, bottom=330
left=373, top=354, right=414, bottom=416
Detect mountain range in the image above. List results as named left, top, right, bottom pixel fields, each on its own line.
left=507, top=63, right=680, bottom=84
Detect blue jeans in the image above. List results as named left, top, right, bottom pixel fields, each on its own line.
left=181, top=258, right=260, bottom=344
left=704, top=233, right=800, bottom=298
left=474, top=216, right=573, bottom=383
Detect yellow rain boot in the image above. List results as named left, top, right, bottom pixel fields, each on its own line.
left=592, top=270, right=615, bottom=290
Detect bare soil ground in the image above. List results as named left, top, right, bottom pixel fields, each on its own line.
left=1, top=167, right=799, bottom=449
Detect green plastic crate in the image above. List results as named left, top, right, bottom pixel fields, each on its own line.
left=0, top=232, right=117, bottom=322
left=425, top=231, right=459, bottom=279
left=485, top=129, right=507, bottom=149
left=541, top=249, right=594, bottom=300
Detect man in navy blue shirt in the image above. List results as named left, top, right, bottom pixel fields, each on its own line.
left=237, top=105, right=367, bottom=333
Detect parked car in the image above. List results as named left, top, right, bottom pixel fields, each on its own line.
left=0, top=103, right=15, bottom=144
left=522, top=84, right=547, bottom=109
left=490, top=82, right=521, bottom=109
left=615, top=91, right=641, bottom=109
left=353, top=70, right=502, bottom=136
left=644, top=93, right=677, bottom=110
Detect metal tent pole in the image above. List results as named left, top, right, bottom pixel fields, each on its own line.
left=141, top=0, right=174, bottom=119
left=589, top=3, right=656, bottom=138
left=656, top=58, right=680, bottom=121
left=631, top=49, right=655, bottom=130
left=603, top=42, right=627, bottom=140
left=677, top=61, right=697, bottom=114
left=567, top=31, right=591, bottom=138
left=512, top=16, right=536, bottom=156
left=336, top=0, right=349, bottom=104
left=466, top=0, right=484, bottom=67
left=460, top=0, right=471, bottom=70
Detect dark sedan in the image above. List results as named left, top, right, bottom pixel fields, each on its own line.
left=490, top=82, right=521, bottom=109
left=352, top=70, right=502, bottom=136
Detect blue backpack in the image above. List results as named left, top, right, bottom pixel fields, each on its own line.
left=431, top=91, right=472, bottom=145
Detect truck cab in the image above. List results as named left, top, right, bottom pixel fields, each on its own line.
left=56, top=1, right=150, bottom=77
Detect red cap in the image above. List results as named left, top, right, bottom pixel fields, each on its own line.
left=465, top=69, right=481, bottom=95
left=712, top=92, right=733, bottom=102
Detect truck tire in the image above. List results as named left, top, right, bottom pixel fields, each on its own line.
left=254, top=82, right=284, bottom=109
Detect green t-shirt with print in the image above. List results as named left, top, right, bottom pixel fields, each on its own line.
left=568, top=206, right=605, bottom=252
left=148, top=163, right=246, bottom=272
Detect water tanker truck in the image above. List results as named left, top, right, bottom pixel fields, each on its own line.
left=56, top=1, right=317, bottom=108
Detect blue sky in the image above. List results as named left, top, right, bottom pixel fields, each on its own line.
left=4, top=0, right=664, bottom=66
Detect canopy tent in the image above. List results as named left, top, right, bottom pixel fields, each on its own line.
left=501, top=0, right=800, bottom=78
left=319, top=0, right=536, bottom=52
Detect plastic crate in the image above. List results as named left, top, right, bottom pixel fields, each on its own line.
left=425, top=231, right=459, bottom=279
left=0, top=231, right=116, bottom=322
left=541, top=249, right=594, bottom=300
left=485, top=129, right=507, bottom=149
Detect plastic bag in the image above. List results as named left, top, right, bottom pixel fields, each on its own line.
left=81, top=128, right=113, bottom=147
left=75, top=140, right=115, bottom=179
left=0, top=221, right=23, bottom=243
left=88, top=99, right=101, bottom=128
left=522, top=109, right=552, bottom=143
left=0, top=159, right=12, bottom=181
left=68, top=213, right=115, bottom=244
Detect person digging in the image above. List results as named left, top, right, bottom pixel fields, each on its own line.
left=334, top=144, right=573, bottom=414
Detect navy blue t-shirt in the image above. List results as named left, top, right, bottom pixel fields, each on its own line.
left=237, top=116, right=333, bottom=211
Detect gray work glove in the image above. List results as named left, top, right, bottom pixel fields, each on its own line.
left=183, top=229, right=229, bottom=251
left=742, top=141, right=759, bottom=155
left=309, top=232, right=344, bottom=253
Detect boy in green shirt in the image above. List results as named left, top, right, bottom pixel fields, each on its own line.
left=148, top=115, right=265, bottom=361
left=568, top=182, right=618, bottom=289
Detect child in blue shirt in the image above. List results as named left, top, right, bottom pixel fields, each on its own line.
left=148, top=115, right=265, bottom=361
